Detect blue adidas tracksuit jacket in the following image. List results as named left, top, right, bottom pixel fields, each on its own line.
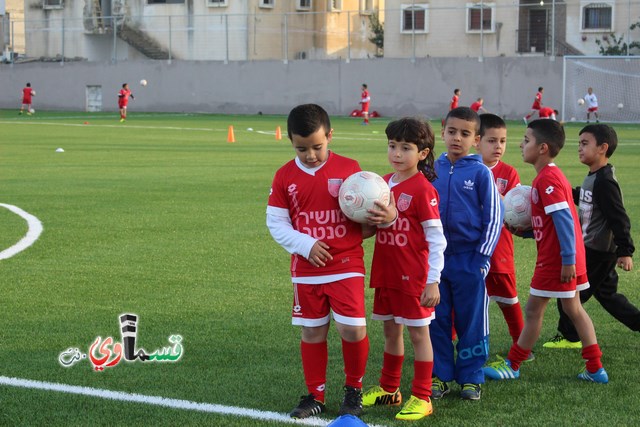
left=432, top=153, right=504, bottom=385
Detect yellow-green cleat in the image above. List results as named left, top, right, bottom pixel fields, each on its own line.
left=395, top=395, right=433, bottom=421
left=543, top=334, right=582, bottom=349
left=362, top=385, right=402, bottom=407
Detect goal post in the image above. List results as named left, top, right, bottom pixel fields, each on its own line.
left=562, top=56, right=640, bottom=124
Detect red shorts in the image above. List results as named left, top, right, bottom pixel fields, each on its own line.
left=292, top=277, right=366, bottom=327
left=529, top=273, right=589, bottom=298
left=485, top=272, right=519, bottom=304
left=119, top=101, right=128, bottom=109
left=22, top=97, right=32, bottom=104
left=371, top=287, right=435, bottom=327
left=588, top=107, right=598, bottom=112
left=361, top=102, right=370, bottom=113
left=531, top=102, right=541, bottom=110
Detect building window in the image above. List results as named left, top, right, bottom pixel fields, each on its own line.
left=401, top=4, right=428, bottom=34
left=581, top=2, right=613, bottom=31
left=43, top=0, right=64, bottom=9
left=466, top=3, right=495, bottom=33
left=359, top=0, right=373, bottom=15
left=329, top=0, right=342, bottom=11
left=297, top=0, right=311, bottom=10
left=260, top=0, right=274, bottom=8
left=207, top=0, right=228, bottom=7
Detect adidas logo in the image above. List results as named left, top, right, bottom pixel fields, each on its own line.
left=375, top=392, right=401, bottom=406
left=463, top=179, right=475, bottom=190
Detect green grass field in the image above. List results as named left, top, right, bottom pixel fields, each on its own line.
left=1, top=110, right=639, bottom=426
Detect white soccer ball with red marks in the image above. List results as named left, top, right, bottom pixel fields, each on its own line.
left=339, top=171, right=390, bottom=224
left=504, top=185, right=532, bottom=231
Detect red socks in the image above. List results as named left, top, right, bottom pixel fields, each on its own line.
left=301, top=341, right=328, bottom=402
left=412, top=360, right=434, bottom=401
left=342, top=336, right=369, bottom=389
left=507, top=343, right=531, bottom=371
left=582, top=343, right=603, bottom=373
left=380, top=352, right=403, bottom=392
left=500, top=303, right=524, bottom=344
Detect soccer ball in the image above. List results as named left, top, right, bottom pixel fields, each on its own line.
left=618, top=103, right=624, bottom=109
left=503, top=185, right=532, bottom=231
left=339, top=171, right=390, bottom=224
left=577, top=98, right=585, bottom=105
left=29, top=108, right=35, bottom=114
left=31, top=90, right=36, bottom=96
left=140, top=79, right=148, bottom=86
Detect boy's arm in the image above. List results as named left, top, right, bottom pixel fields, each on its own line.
left=266, top=208, right=318, bottom=259
left=593, top=173, right=635, bottom=257
left=550, top=208, right=577, bottom=282
left=476, top=169, right=504, bottom=272
left=572, top=186, right=581, bottom=205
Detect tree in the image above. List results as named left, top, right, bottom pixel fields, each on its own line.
left=595, top=19, right=640, bottom=55
left=368, top=12, right=384, bottom=57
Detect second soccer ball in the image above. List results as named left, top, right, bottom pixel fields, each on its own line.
left=577, top=98, right=585, bottom=105
left=140, top=79, right=148, bottom=87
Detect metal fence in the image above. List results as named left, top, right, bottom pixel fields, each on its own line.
left=4, top=2, right=639, bottom=64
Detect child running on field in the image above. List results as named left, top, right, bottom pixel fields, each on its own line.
left=266, top=104, right=397, bottom=419
left=430, top=107, right=504, bottom=401
left=476, top=114, right=526, bottom=350
left=544, top=124, right=639, bottom=349
left=361, top=118, right=446, bottom=421
left=484, top=119, right=608, bottom=384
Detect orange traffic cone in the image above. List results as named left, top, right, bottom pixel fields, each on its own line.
left=275, top=126, right=282, bottom=140
left=227, top=125, right=235, bottom=143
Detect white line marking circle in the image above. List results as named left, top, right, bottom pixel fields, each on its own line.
left=0, top=203, right=43, bottom=260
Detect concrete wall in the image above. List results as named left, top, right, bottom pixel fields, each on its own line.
left=0, top=57, right=563, bottom=119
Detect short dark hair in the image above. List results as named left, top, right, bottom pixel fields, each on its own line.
left=26, top=82, right=31, bottom=87
left=287, top=104, right=331, bottom=139
left=538, top=87, right=544, bottom=92
left=362, top=83, right=368, bottom=89
left=444, top=107, right=480, bottom=134
left=479, top=113, right=506, bottom=137
left=122, top=83, right=128, bottom=88
left=580, top=123, right=618, bottom=158
left=454, top=88, right=460, bottom=94
left=528, top=119, right=565, bottom=158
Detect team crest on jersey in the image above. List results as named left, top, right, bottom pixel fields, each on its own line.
left=496, top=178, right=508, bottom=194
left=397, top=193, right=413, bottom=212
left=328, top=179, right=343, bottom=197
left=532, top=188, right=539, bottom=204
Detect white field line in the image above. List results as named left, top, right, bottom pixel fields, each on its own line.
left=0, top=376, right=388, bottom=427
left=0, top=120, right=217, bottom=132
left=0, top=204, right=43, bottom=261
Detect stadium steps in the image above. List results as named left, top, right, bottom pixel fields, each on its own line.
left=117, top=22, right=171, bottom=60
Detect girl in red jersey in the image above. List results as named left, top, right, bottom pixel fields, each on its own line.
left=118, top=83, right=135, bottom=122
left=362, top=118, right=446, bottom=421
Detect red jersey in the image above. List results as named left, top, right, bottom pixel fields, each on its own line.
left=360, top=89, right=370, bottom=111
left=470, top=101, right=482, bottom=112
left=530, top=164, right=586, bottom=280
left=118, top=89, right=133, bottom=107
left=450, top=95, right=459, bottom=110
left=370, top=173, right=441, bottom=297
left=489, top=161, right=520, bottom=274
left=539, top=107, right=555, bottom=118
left=22, top=87, right=33, bottom=104
left=267, top=152, right=364, bottom=279
left=531, top=91, right=542, bottom=109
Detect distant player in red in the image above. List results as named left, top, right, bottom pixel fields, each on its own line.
left=362, top=118, right=446, bottom=421
left=523, top=87, right=543, bottom=124
left=360, top=83, right=371, bottom=125
left=267, top=104, right=397, bottom=419
left=484, top=119, right=607, bottom=384
left=470, top=98, right=488, bottom=113
left=19, top=82, right=35, bottom=115
left=450, top=89, right=461, bottom=110
left=118, top=83, right=135, bottom=122
left=539, top=107, right=558, bottom=121
left=476, top=114, right=525, bottom=348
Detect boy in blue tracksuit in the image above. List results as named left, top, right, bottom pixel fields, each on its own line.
left=431, top=107, right=503, bottom=400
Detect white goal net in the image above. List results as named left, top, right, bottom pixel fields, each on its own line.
left=562, top=56, right=640, bottom=124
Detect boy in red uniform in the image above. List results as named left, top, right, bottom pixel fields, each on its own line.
left=483, top=119, right=608, bottom=384
left=523, top=87, right=543, bottom=124
left=470, top=98, right=488, bottom=114
left=118, top=83, right=135, bottom=122
left=360, top=84, right=370, bottom=125
left=450, top=89, right=461, bottom=110
left=476, top=114, right=525, bottom=349
left=361, top=118, right=446, bottom=421
left=538, top=107, right=558, bottom=121
left=266, top=104, right=396, bottom=419
left=19, top=83, right=35, bottom=115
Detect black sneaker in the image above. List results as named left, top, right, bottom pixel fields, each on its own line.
left=290, top=394, right=326, bottom=419
left=431, top=377, right=450, bottom=399
left=338, top=386, right=363, bottom=417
